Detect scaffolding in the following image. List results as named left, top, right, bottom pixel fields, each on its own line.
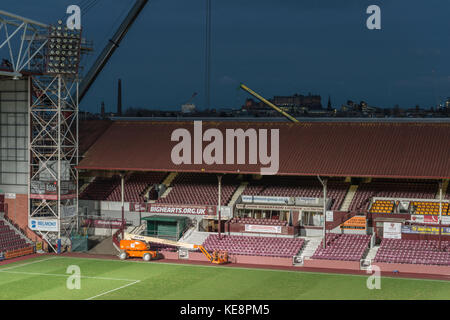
left=29, top=74, right=79, bottom=251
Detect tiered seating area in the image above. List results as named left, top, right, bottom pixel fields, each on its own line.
left=311, top=234, right=371, bottom=261
left=80, top=172, right=166, bottom=202
left=369, top=200, right=395, bottom=213
left=229, top=217, right=288, bottom=226
left=107, top=172, right=166, bottom=202
left=80, top=176, right=120, bottom=200
left=374, top=239, right=450, bottom=266
left=242, top=176, right=349, bottom=210
left=0, top=220, right=29, bottom=253
left=411, top=201, right=449, bottom=216
left=157, top=173, right=239, bottom=206
left=349, top=180, right=438, bottom=212
left=202, top=234, right=304, bottom=258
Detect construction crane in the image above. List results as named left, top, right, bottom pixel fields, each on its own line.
left=120, top=232, right=228, bottom=264
left=239, top=83, right=299, bottom=123
left=79, top=0, right=149, bottom=102
left=185, top=92, right=198, bottom=105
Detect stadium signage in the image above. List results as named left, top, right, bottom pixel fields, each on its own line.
left=28, top=218, right=58, bottom=232
left=83, top=219, right=124, bottom=229
left=147, top=204, right=216, bottom=215
left=241, top=195, right=291, bottom=205
left=383, top=222, right=402, bottom=239
left=245, top=224, right=282, bottom=233
left=295, top=197, right=323, bottom=206
left=325, top=210, right=334, bottom=222
left=410, top=215, right=450, bottom=225
left=170, top=121, right=279, bottom=174
left=402, top=225, right=450, bottom=235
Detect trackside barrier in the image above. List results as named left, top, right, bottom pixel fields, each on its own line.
left=4, top=245, right=34, bottom=259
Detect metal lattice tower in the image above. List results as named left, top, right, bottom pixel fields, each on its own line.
left=0, top=10, right=85, bottom=252
left=0, top=10, right=48, bottom=77
left=28, top=19, right=83, bottom=252
left=29, top=74, right=79, bottom=251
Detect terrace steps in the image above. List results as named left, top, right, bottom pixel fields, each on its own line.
left=183, top=231, right=211, bottom=248
left=228, top=182, right=248, bottom=206
left=79, top=176, right=95, bottom=194
left=340, top=185, right=358, bottom=211
left=437, top=179, right=449, bottom=199
left=363, top=245, right=379, bottom=261
left=299, top=237, right=322, bottom=259
left=160, top=186, right=173, bottom=199
left=163, top=172, right=178, bottom=187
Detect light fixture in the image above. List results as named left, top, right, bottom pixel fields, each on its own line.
left=45, top=20, right=82, bottom=76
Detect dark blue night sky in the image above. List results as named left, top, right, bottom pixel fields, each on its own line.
left=3, top=0, right=450, bottom=112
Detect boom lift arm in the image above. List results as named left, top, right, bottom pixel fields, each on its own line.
left=123, top=232, right=228, bottom=264
left=239, top=83, right=299, bottom=123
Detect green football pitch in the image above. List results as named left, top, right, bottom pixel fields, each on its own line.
left=0, top=255, right=449, bottom=300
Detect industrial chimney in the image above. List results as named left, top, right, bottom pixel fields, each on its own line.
left=117, top=79, right=122, bottom=116
left=100, top=101, right=105, bottom=118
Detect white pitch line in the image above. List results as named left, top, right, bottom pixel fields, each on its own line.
left=56, top=256, right=450, bottom=283
left=0, top=269, right=138, bottom=282
left=85, top=280, right=141, bottom=300
left=0, top=257, right=59, bottom=271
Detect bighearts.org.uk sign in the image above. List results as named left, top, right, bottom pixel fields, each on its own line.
left=28, top=219, right=58, bottom=232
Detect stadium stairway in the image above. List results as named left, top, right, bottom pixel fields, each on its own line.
left=436, top=180, right=449, bottom=199
left=228, top=182, right=249, bottom=206
left=79, top=176, right=95, bottom=195
left=129, top=223, right=146, bottom=235
left=162, top=172, right=178, bottom=187
left=298, top=237, right=322, bottom=260
left=159, top=187, right=173, bottom=199
left=340, top=185, right=359, bottom=211
left=363, top=245, right=379, bottom=261
left=182, top=231, right=211, bottom=248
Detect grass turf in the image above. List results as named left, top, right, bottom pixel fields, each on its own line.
left=0, top=255, right=448, bottom=300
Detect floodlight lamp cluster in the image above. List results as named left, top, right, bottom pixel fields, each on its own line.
left=46, top=20, right=82, bottom=75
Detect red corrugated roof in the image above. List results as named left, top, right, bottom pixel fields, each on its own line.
left=77, top=121, right=450, bottom=179
left=79, top=120, right=112, bottom=155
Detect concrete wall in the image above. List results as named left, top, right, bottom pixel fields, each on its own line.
left=159, top=250, right=293, bottom=267
left=304, top=258, right=360, bottom=270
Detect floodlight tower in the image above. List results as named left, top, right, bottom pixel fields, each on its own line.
left=29, top=20, right=83, bottom=252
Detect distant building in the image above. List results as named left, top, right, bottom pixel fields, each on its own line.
left=241, top=93, right=322, bottom=116
left=272, top=93, right=322, bottom=110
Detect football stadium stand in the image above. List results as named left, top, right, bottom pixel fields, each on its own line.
left=410, top=201, right=449, bottom=216
left=70, top=120, right=450, bottom=272
left=80, top=176, right=121, bottom=200
left=157, top=173, right=240, bottom=206
left=202, top=234, right=304, bottom=258
left=107, top=172, right=167, bottom=202
left=349, top=179, right=438, bottom=212
left=0, top=219, right=31, bottom=253
left=374, top=239, right=450, bottom=266
left=311, top=234, right=371, bottom=261
left=80, top=172, right=166, bottom=202
left=369, top=200, right=395, bottom=214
